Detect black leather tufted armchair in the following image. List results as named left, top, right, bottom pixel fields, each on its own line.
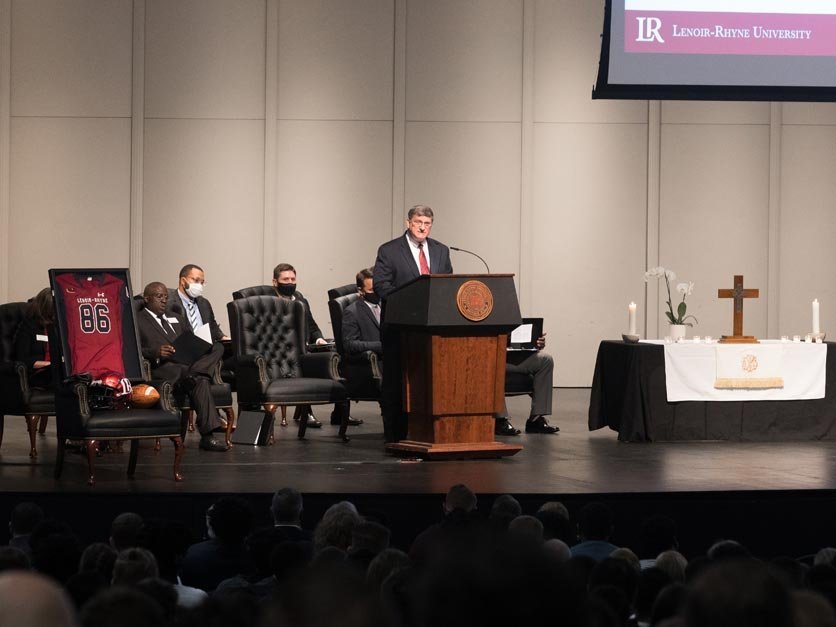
left=328, top=292, right=381, bottom=403
left=0, top=302, right=54, bottom=458
left=326, top=283, right=356, bottom=301
left=227, top=295, right=349, bottom=442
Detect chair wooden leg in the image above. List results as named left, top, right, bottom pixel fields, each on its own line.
left=280, top=405, right=287, bottom=427
left=0, top=415, right=5, bottom=449
left=38, top=415, right=48, bottom=435
left=54, top=438, right=66, bottom=479
left=127, top=440, right=140, bottom=477
left=262, top=404, right=277, bottom=445
left=25, top=415, right=38, bottom=458
left=170, top=436, right=184, bottom=481
left=85, top=439, right=98, bottom=486
left=187, top=410, right=195, bottom=432
left=223, top=407, right=235, bottom=448
left=179, top=409, right=191, bottom=443
left=154, top=438, right=161, bottom=452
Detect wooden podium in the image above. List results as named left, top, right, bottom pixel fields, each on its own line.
left=384, top=274, right=523, bottom=460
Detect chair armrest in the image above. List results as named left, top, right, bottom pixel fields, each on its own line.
left=141, top=358, right=152, bottom=382
left=212, top=360, right=224, bottom=385
left=365, top=351, right=382, bottom=380
left=236, top=354, right=269, bottom=382
left=157, top=381, right=177, bottom=413
left=55, top=382, right=92, bottom=418
left=300, top=352, right=340, bottom=380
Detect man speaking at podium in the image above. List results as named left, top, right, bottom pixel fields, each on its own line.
left=373, top=205, right=453, bottom=443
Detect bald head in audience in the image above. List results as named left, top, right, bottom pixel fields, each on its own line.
left=0, top=571, right=77, bottom=627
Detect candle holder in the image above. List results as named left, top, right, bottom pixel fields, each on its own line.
left=622, top=333, right=640, bottom=344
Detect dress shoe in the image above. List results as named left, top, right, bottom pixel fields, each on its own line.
left=199, top=434, right=229, bottom=452
left=331, top=416, right=363, bottom=426
left=525, top=415, right=559, bottom=434
left=495, top=417, right=521, bottom=436
left=293, top=411, right=322, bottom=428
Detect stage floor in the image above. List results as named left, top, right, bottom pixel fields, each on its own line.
left=3, top=388, right=836, bottom=496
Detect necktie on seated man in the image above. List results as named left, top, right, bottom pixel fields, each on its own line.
left=186, top=299, right=199, bottom=330
left=158, top=314, right=176, bottom=340
left=418, top=243, right=430, bottom=275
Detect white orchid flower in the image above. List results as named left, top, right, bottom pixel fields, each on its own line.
left=644, top=266, right=666, bottom=281
left=664, top=269, right=677, bottom=281
left=676, top=282, right=694, bottom=296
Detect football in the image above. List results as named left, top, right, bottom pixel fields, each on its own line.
left=131, top=384, right=160, bottom=408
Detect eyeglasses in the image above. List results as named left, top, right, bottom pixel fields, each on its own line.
left=410, top=220, right=433, bottom=228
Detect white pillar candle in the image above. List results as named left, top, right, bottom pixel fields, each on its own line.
left=628, top=302, right=637, bottom=335
left=813, top=298, right=821, bottom=334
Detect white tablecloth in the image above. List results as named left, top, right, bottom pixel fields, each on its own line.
left=652, top=339, right=827, bottom=402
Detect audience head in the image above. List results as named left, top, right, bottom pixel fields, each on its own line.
left=349, top=521, right=391, bottom=557
left=111, top=547, right=159, bottom=586
left=652, top=583, right=688, bottom=626
left=543, top=538, right=572, bottom=562
left=271, top=487, right=304, bottom=525
left=656, top=549, right=688, bottom=583
left=406, top=205, right=434, bottom=244
left=684, top=559, right=791, bottom=627
left=508, top=515, right=544, bottom=545
left=272, top=263, right=297, bottom=297
left=78, top=542, right=117, bottom=581
left=0, top=546, right=30, bottom=573
left=80, top=587, right=164, bottom=627
left=314, top=502, right=362, bottom=552
left=0, top=571, right=77, bottom=627
left=589, top=557, right=640, bottom=610
left=610, top=547, right=641, bottom=572
left=366, top=548, right=411, bottom=591
left=443, top=483, right=477, bottom=514
left=635, top=567, right=674, bottom=622
left=137, top=518, right=195, bottom=583
left=270, top=540, right=314, bottom=586
left=178, top=264, right=206, bottom=299
left=142, top=282, right=168, bottom=315
left=206, top=497, right=254, bottom=545
left=535, top=507, right=576, bottom=544
left=769, top=556, right=808, bottom=590
left=538, top=500, right=570, bottom=520
left=110, top=512, right=144, bottom=551
left=10, top=501, right=44, bottom=537
left=26, top=288, right=55, bottom=327
left=792, top=589, right=836, bottom=627
left=707, top=539, right=751, bottom=562
left=578, top=502, right=614, bottom=541
left=815, top=548, right=836, bottom=567
left=29, top=520, right=82, bottom=585
left=490, top=494, right=522, bottom=529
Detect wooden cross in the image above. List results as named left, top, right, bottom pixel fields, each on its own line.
left=718, top=274, right=759, bottom=343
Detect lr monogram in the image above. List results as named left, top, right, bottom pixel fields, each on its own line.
left=636, top=17, right=664, bottom=43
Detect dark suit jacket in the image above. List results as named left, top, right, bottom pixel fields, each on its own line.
left=342, top=299, right=381, bottom=357
left=290, top=291, right=324, bottom=345
left=373, top=232, right=453, bottom=302
left=166, top=288, right=226, bottom=342
left=13, top=316, right=48, bottom=372
left=136, top=306, right=195, bottom=380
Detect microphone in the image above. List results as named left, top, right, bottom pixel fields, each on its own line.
left=450, top=246, right=491, bottom=273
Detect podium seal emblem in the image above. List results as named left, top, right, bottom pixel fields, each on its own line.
left=456, top=280, right=493, bottom=322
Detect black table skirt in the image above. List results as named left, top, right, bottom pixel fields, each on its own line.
left=588, top=340, right=836, bottom=442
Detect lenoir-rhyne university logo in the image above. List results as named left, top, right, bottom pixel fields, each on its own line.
left=636, top=17, right=665, bottom=42
left=456, top=280, right=493, bottom=322
left=741, top=354, right=759, bottom=373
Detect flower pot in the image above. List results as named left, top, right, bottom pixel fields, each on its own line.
left=669, top=324, right=687, bottom=341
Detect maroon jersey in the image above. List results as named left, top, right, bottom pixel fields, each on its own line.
left=55, top=273, right=126, bottom=378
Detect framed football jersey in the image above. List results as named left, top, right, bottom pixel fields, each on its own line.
left=49, top=268, right=144, bottom=381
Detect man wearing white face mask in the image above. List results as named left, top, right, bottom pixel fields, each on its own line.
left=167, top=264, right=230, bottom=342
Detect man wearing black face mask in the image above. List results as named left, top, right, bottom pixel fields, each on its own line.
left=272, top=263, right=327, bottom=428
left=342, top=268, right=382, bottom=360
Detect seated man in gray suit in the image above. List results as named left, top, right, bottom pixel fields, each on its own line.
left=495, top=334, right=558, bottom=436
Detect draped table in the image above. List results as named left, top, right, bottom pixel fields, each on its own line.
left=588, top=340, right=836, bottom=442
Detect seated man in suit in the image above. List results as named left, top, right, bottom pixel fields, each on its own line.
left=495, top=333, right=558, bottom=436
left=342, top=268, right=382, bottom=361
left=272, top=263, right=328, bottom=428
left=138, top=282, right=228, bottom=452
left=166, top=264, right=230, bottom=342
